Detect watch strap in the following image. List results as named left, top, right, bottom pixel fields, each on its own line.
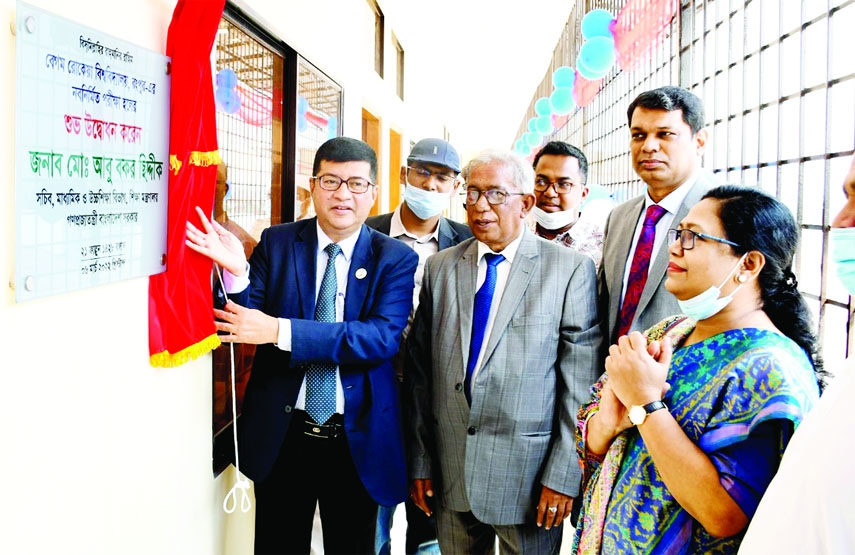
left=642, top=400, right=667, bottom=414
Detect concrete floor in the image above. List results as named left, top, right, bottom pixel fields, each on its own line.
left=310, top=503, right=576, bottom=554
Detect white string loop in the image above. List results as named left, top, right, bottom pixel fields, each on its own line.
left=216, top=265, right=251, bottom=514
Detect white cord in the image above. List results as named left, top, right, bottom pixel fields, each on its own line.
left=216, top=265, right=252, bottom=514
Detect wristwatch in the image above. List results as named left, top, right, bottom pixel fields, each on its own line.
left=628, top=400, right=667, bottom=426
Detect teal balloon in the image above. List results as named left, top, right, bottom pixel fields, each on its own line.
left=527, top=117, right=539, bottom=133
left=518, top=142, right=532, bottom=156
left=552, top=66, right=576, bottom=89
left=578, top=36, right=616, bottom=75
left=535, top=115, right=554, bottom=135
left=327, top=115, right=338, bottom=139
left=550, top=87, right=576, bottom=115
left=581, top=9, right=615, bottom=40
left=524, top=132, right=542, bottom=148
left=576, top=54, right=610, bottom=80
left=534, top=97, right=552, bottom=116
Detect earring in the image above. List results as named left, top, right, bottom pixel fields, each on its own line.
left=737, top=273, right=748, bottom=283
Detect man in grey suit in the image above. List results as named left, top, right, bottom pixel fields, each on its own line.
left=405, top=150, right=602, bottom=553
left=367, top=138, right=472, bottom=555
left=600, top=86, right=717, bottom=343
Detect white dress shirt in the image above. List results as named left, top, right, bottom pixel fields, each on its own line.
left=388, top=205, right=440, bottom=331
left=224, top=222, right=360, bottom=415
left=468, top=230, right=525, bottom=384
left=619, top=173, right=697, bottom=309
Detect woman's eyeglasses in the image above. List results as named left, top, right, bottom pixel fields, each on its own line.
left=668, top=228, right=740, bottom=250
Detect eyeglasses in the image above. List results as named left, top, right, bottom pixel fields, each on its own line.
left=534, top=178, right=580, bottom=194
left=313, top=174, right=375, bottom=194
left=668, top=228, right=740, bottom=250
left=407, top=166, right=457, bottom=186
left=462, top=188, right=526, bottom=205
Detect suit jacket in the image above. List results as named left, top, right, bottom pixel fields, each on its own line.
left=232, top=218, right=418, bottom=507
left=405, top=229, right=602, bottom=525
left=365, top=211, right=473, bottom=250
left=598, top=173, right=718, bottom=344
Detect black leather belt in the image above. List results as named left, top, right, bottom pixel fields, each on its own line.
left=295, top=409, right=344, bottom=439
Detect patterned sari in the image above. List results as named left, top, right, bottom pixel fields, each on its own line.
left=573, top=316, right=819, bottom=554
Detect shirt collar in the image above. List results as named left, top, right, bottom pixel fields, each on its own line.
left=389, top=205, right=441, bottom=244
left=316, top=222, right=360, bottom=261
left=644, top=170, right=698, bottom=215
left=476, top=227, right=524, bottom=264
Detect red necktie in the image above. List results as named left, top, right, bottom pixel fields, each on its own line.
left=617, top=205, right=667, bottom=338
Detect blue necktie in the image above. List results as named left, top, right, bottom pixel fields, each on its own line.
left=305, top=243, right=341, bottom=425
left=465, top=253, right=505, bottom=404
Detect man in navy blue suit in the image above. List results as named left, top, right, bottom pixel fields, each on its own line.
left=186, top=137, right=418, bottom=554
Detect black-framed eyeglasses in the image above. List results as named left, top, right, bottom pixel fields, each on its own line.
left=534, top=178, right=580, bottom=194
left=462, top=188, right=526, bottom=206
left=407, top=166, right=457, bottom=186
left=668, top=228, right=740, bottom=250
left=313, top=174, right=375, bottom=194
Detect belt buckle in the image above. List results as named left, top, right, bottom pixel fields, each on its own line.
left=304, top=420, right=339, bottom=439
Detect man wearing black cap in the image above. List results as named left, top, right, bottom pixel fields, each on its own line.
left=367, top=138, right=472, bottom=555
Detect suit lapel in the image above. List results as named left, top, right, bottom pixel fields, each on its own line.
left=345, top=226, right=373, bottom=320
left=635, top=177, right=715, bottom=317
left=437, top=218, right=454, bottom=251
left=457, top=240, right=479, bottom=368
left=607, top=199, right=645, bottom=332
left=481, top=231, right=537, bottom=369
left=295, top=220, right=319, bottom=319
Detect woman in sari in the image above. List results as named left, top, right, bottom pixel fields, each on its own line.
left=573, top=186, right=823, bottom=554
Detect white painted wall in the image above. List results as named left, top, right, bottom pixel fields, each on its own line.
left=0, top=0, right=246, bottom=553
left=0, top=1, right=456, bottom=554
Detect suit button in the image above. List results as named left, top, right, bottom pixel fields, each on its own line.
left=455, top=383, right=463, bottom=392
left=284, top=405, right=292, bottom=413
left=467, top=426, right=477, bottom=436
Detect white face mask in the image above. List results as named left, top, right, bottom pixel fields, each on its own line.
left=677, top=254, right=747, bottom=321
left=830, top=227, right=855, bottom=296
left=403, top=183, right=451, bottom=219
left=532, top=206, right=578, bottom=231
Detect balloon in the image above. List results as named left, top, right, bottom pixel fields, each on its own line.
left=581, top=9, right=615, bottom=40
left=534, top=97, right=552, bottom=116
left=216, top=68, right=237, bottom=90
left=575, top=54, right=609, bottom=80
left=550, top=87, right=576, bottom=115
left=225, top=90, right=241, bottom=114
left=527, top=117, right=539, bottom=133
left=216, top=87, right=241, bottom=114
left=524, top=131, right=543, bottom=148
left=552, top=66, right=576, bottom=89
left=578, top=36, right=616, bottom=75
left=297, top=114, right=308, bottom=133
left=297, top=95, right=309, bottom=115
left=535, top=115, right=554, bottom=135
left=327, top=115, right=338, bottom=139
left=517, top=142, right=532, bottom=156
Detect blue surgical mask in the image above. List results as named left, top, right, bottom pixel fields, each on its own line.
left=677, top=255, right=746, bottom=321
left=830, top=227, right=855, bottom=296
left=404, top=184, right=451, bottom=219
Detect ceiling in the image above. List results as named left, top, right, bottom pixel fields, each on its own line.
left=216, top=1, right=576, bottom=158
left=389, top=0, right=575, bottom=157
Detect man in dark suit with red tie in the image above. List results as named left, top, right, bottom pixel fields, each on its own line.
left=186, top=137, right=418, bottom=554
left=599, top=86, right=717, bottom=343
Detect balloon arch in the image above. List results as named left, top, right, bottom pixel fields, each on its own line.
left=514, top=0, right=679, bottom=157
